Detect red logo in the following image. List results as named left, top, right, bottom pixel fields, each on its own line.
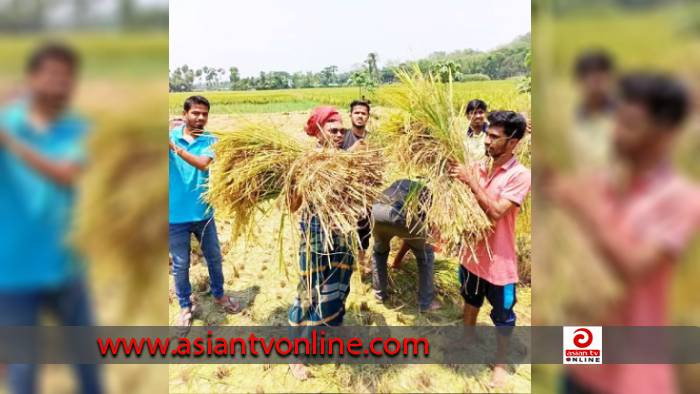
left=564, top=326, right=602, bottom=364
left=573, top=328, right=593, bottom=348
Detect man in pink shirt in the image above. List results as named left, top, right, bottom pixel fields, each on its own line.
left=449, top=110, right=531, bottom=388
left=551, top=72, right=700, bottom=394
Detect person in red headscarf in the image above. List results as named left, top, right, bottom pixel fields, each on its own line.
left=303, top=106, right=346, bottom=149
left=288, top=106, right=354, bottom=380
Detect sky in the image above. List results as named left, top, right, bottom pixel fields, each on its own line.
left=170, top=0, right=531, bottom=77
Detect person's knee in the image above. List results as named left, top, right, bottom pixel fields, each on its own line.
left=490, top=308, right=516, bottom=328
left=169, top=240, right=192, bottom=268
left=201, top=240, right=223, bottom=266
left=462, top=303, right=480, bottom=324
left=413, top=246, right=434, bottom=265
left=203, top=250, right=223, bottom=267
left=372, top=236, right=391, bottom=254
left=171, top=254, right=191, bottom=272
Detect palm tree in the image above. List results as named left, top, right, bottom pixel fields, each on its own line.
left=366, top=52, right=379, bottom=82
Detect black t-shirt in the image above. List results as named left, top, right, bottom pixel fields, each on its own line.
left=341, top=128, right=366, bottom=150
left=380, top=179, right=431, bottom=222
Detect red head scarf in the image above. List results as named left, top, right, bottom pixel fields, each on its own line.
left=304, top=106, right=342, bottom=137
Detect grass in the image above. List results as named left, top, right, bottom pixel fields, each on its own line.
left=212, top=100, right=322, bottom=114
left=169, top=80, right=530, bottom=115
left=0, top=32, right=167, bottom=78
left=540, top=5, right=700, bottom=76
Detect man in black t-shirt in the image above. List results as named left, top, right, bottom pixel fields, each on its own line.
left=371, top=179, right=440, bottom=312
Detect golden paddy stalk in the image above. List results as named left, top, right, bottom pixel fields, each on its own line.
left=71, top=96, right=168, bottom=317
left=205, top=121, right=385, bottom=260
left=378, top=66, right=492, bottom=254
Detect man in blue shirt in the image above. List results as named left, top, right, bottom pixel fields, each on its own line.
left=0, top=43, right=102, bottom=394
left=169, top=95, right=241, bottom=328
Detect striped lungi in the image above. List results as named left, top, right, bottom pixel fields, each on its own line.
left=288, top=214, right=354, bottom=327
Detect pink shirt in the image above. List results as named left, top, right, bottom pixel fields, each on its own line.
left=570, top=165, right=700, bottom=394
left=460, top=156, right=531, bottom=285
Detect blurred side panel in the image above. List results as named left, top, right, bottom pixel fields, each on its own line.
left=0, top=0, right=168, bottom=393
left=532, top=0, right=700, bottom=393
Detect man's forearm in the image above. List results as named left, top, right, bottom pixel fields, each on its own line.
left=174, top=148, right=211, bottom=171
left=469, top=183, right=496, bottom=219
left=571, top=202, right=663, bottom=283
left=6, top=137, right=80, bottom=186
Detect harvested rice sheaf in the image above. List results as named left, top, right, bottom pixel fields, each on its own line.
left=205, top=121, right=385, bottom=252
left=71, top=100, right=168, bottom=315
left=205, top=123, right=307, bottom=241
left=378, top=66, right=492, bottom=254
left=284, top=147, right=385, bottom=249
left=535, top=207, right=622, bottom=324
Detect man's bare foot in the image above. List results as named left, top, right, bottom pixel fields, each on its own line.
left=289, top=363, right=311, bottom=381
left=488, top=364, right=508, bottom=389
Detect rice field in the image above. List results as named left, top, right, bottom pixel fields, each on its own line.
left=168, top=80, right=532, bottom=393
left=169, top=80, right=530, bottom=116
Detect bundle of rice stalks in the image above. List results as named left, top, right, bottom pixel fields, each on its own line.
left=378, top=65, right=492, bottom=254
left=71, top=95, right=168, bottom=320
left=284, top=147, right=386, bottom=249
left=534, top=206, right=622, bottom=324
left=206, top=121, right=385, bottom=253
left=205, top=122, right=308, bottom=241
left=531, top=87, right=622, bottom=324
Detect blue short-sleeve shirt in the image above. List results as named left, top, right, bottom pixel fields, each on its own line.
left=0, top=100, right=88, bottom=291
left=169, top=125, right=216, bottom=224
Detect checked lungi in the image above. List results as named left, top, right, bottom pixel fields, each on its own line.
left=288, top=214, right=354, bottom=327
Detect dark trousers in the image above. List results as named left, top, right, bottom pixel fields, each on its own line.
left=371, top=203, right=435, bottom=309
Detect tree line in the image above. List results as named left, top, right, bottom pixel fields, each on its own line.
left=0, top=0, right=167, bottom=31
left=169, top=33, right=530, bottom=92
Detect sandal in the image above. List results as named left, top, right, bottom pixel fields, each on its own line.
left=214, top=295, right=242, bottom=314
left=176, top=307, right=193, bottom=327
left=173, top=307, right=194, bottom=336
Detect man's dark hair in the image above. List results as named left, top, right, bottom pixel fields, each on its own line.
left=487, top=111, right=527, bottom=140
left=26, top=42, right=80, bottom=74
left=184, top=95, right=211, bottom=112
left=350, top=99, right=370, bottom=113
left=465, top=99, right=488, bottom=115
left=574, top=49, right=614, bottom=79
left=619, top=72, right=689, bottom=128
